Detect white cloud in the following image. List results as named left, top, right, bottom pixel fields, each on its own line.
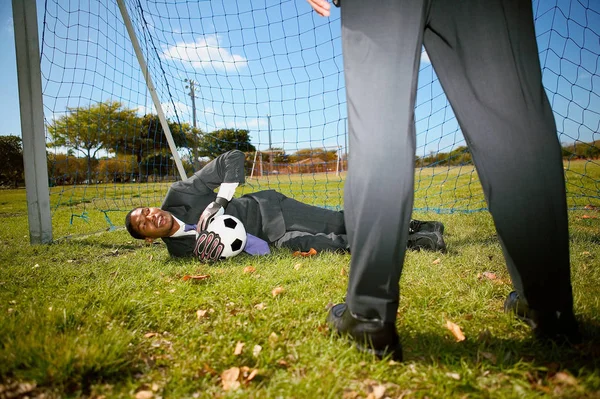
left=162, top=101, right=191, bottom=117
left=135, top=104, right=153, bottom=116
left=5, top=17, right=14, bottom=35
left=161, top=34, right=247, bottom=71
left=421, top=49, right=431, bottom=64
left=135, top=101, right=191, bottom=119
left=577, top=72, right=591, bottom=80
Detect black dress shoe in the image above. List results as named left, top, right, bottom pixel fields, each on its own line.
left=409, top=219, right=445, bottom=235
left=504, top=291, right=581, bottom=343
left=407, top=231, right=447, bottom=253
left=327, top=303, right=403, bottom=361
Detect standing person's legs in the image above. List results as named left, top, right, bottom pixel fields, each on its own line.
left=423, top=0, right=573, bottom=315
left=341, top=0, right=429, bottom=322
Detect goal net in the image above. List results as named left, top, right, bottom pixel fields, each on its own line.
left=38, top=0, right=599, bottom=236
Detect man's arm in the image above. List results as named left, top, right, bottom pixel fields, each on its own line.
left=189, top=150, right=246, bottom=230
left=187, top=149, right=246, bottom=193
left=161, top=150, right=246, bottom=221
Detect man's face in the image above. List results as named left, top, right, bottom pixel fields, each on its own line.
left=130, top=207, right=176, bottom=239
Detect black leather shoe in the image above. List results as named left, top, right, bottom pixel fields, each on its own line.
left=327, top=303, right=403, bottom=361
left=409, top=219, right=445, bottom=235
left=504, top=291, right=581, bottom=343
left=407, top=231, right=446, bottom=253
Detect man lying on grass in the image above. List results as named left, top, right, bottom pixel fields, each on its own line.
left=125, top=150, right=446, bottom=261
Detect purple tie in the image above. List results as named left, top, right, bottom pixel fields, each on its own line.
left=244, top=233, right=271, bottom=255
left=184, top=223, right=197, bottom=232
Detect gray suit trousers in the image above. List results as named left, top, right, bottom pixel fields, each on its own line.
left=341, top=0, right=573, bottom=321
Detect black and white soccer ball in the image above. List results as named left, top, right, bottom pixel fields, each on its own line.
left=206, top=215, right=247, bottom=259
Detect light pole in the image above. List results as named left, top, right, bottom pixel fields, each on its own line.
left=185, top=78, right=198, bottom=170
left=267, top=114, right=273, bottom=174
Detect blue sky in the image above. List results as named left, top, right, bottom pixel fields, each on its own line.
left=1, top=0, right=598, bottom=158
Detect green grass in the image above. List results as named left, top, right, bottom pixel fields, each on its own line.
left=1, top=164, right=600, bottom=398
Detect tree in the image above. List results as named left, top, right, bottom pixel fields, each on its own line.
left=97, top=155, right=137, bottom=183
left=0, top=135, right=24, bottom=188
left=198, top=128, right=256, bottom=159
left=184, top=126, right=204, bottom=171
left=47, top=153, right=90, bottom=185
left=110, top=114, right=192, bottom=181
left=288, top=148, right=338, bottom=163
left=47, top=101, right=137, bottom=182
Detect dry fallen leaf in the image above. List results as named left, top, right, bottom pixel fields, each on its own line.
left=135, top=390, right=154, bottom=399
left=144, top=332, right=159, bottom=338
left=254, top=303, right=266, bottom=310
left=432, top=258, right=441, bottom=265
left=272, top=287, right=285, bottom=297
left=234, top=341, right=245, bottom=355
left=253, top=345, right=262, bottom=357
left=0, top=382, right=36, bottom=398
left=246, top=369, right=258, bottom=382
left=243, top=266, right=256, bottom=274
left=294, top=263, right=302, bottom=270
left=343, top=390, right=359, bottom=399
left=221, top=367, right=241, bottom=391
left=479, top=271, right=497, bottom=280
left=183, top=274, right=210, bottom=281
left=446, top=372, right=461, bottom=380
left=446, top=320, right=466, bottom=342
left=368, top=384, right=386, bottom=399
left=340, top=267, right=347, bottom=276
left=553, top=371, right=578, bottom=386
left=196, top=309, right=208, bottom=319
left=292, top=248, right=318, bottom=257
left=199, top=363, right=218, bottom=377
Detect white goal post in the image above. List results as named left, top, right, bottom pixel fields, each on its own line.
left=12, top=0, right=52, bottom=244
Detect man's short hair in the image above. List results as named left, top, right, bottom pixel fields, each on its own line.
left=125, top=208, right=144, bottom=239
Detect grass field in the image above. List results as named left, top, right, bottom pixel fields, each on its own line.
left=1, top=161, right=599, bottom=398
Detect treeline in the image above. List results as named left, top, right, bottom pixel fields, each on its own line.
left=45, top=101, right=256, bottom=184
left=47, top=148, right=343, bottom=185
left=416, top=146, right=473, bottom=167
left=416, top=141, right=600, bottom=167
left=43, top=100, right=345, bottom=184
left=562, top=140, right=600, bottom=159
left=1, top=96, right=598, bottom=187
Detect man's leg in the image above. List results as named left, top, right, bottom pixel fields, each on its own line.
left=341, top=0, right=429, bottom=322
left=424, top=0, right=574, bottom=316
left=274, top=231, right=349, bottom=252
left=280, top=197, right=346, bottom=235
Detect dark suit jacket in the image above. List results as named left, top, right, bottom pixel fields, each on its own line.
left=161, top=150, right=288, bottom=257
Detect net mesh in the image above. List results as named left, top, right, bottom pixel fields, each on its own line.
left=39, top=0, right=600, bottom=236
